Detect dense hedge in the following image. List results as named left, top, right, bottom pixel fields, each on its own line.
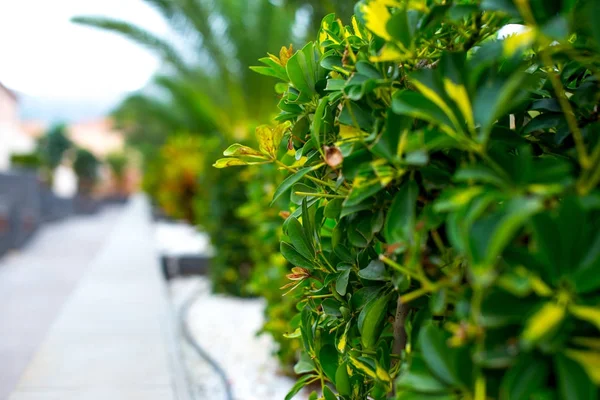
left=217, top=0, right=600, bottom=399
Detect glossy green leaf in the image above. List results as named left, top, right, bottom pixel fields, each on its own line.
left=384, top=180, right=419, bottom=244
left=312, top=95, right=330, bottom=152
left=286, top=42, right=320, bottom=102
left=359, top=292, right=391, bottom=348
left=324, top=198, right=343, bottom=219
left=294, top=351, right=316, bottom=374
left=281, top=242, right=314, bottom=269
left=323, top=386, right=336, bottom=400
left=320, top=344, right=339, bottom=383
left=286, top=217, right=314, bottom=260
left=271, top=167, right=312, bottom=205
left=335, top=363, right=351, bottom=396
left=358, top=260, right=387, bottom=281
left=336, top=268, right=351, bottom=296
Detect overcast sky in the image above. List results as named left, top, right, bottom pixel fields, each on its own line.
left=0, top=0, right=168, bottom=100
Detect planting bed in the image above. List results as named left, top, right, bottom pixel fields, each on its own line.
left=153, top=219, right=305, bottom=399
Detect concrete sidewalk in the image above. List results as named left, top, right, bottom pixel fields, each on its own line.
left=0, top=205, right=122, bottom=400
left=3, top=197, right=179, bottom=400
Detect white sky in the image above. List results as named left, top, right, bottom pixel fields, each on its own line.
left=0, top=0, right=169, bottom=99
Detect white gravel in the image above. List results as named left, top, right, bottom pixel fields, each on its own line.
left=154, top=220, right=214, bottom=257
left=170, top=277, right=307, bottom=400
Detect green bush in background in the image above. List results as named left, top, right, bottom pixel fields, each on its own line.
left=73, top=148, right=99, bottom=194
left=217, top=0, right=600, bottom=398
left=142, top=136, right=205, bottom=222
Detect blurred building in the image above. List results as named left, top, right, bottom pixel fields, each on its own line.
left=0, top=81, right=36, bottom=170
left=68, top=119, right=124, bottom=158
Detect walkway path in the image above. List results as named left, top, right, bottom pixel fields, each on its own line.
left=0, top=197, right=180, bottom=400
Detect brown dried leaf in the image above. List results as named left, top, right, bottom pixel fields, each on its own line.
left=324, top=145, right=344, bottom=168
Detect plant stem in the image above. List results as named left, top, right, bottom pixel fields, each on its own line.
left=380, top=255, right=429, bottom=284
left=308, top=294, right=334, bottom=299
left=431, top=229, right=447, bottom=255
left=399, top=286, right=433, bottom=304
left=294, top=191, right=345, bottom=199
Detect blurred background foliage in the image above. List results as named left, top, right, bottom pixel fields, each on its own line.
left=74, top=0, right=352, bottom=364
left=72, top=148, right=100, bottom=194
left=37, top=124, right=73, bottom=184
left=105, top=151, right=129, bottom=193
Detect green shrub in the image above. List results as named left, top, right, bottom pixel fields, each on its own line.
left=216, top=1, right=600, bottom=398
left=143, top=136, right=205, bottom=222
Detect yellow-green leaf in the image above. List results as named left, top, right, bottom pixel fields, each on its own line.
left=213, top=157, right=270, bottom=168
left=569, top=304, right=600, bottom=331
left=360, top=0, right=394, bottom=40
left=213, top=158, right=249, bottom=168
left=443, top=78, right=474, bottom=132
left=349, top=357, right=377, bottom=380
left=256, top=121, right=291, bottom=157
left=223, top=143, right=266, bottom=158
left=565, top=349, right=600, bottom=384
left=521, top=302, right=566, bottom=345
left=375, top=362, right=391, bottom=382
left=273, top=121, right=291, bottom=153
left=411, top=80, right=461, bottom=134
left=503, top=29, right=536, bottom=57
left=256, top=125, right=276, bottom=156
left=337, top=323, right=348, bottom=353
left=283, top=328, right=302, bottom=338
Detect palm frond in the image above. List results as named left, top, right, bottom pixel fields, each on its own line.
left=72, top=16, right=190, bottom=74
